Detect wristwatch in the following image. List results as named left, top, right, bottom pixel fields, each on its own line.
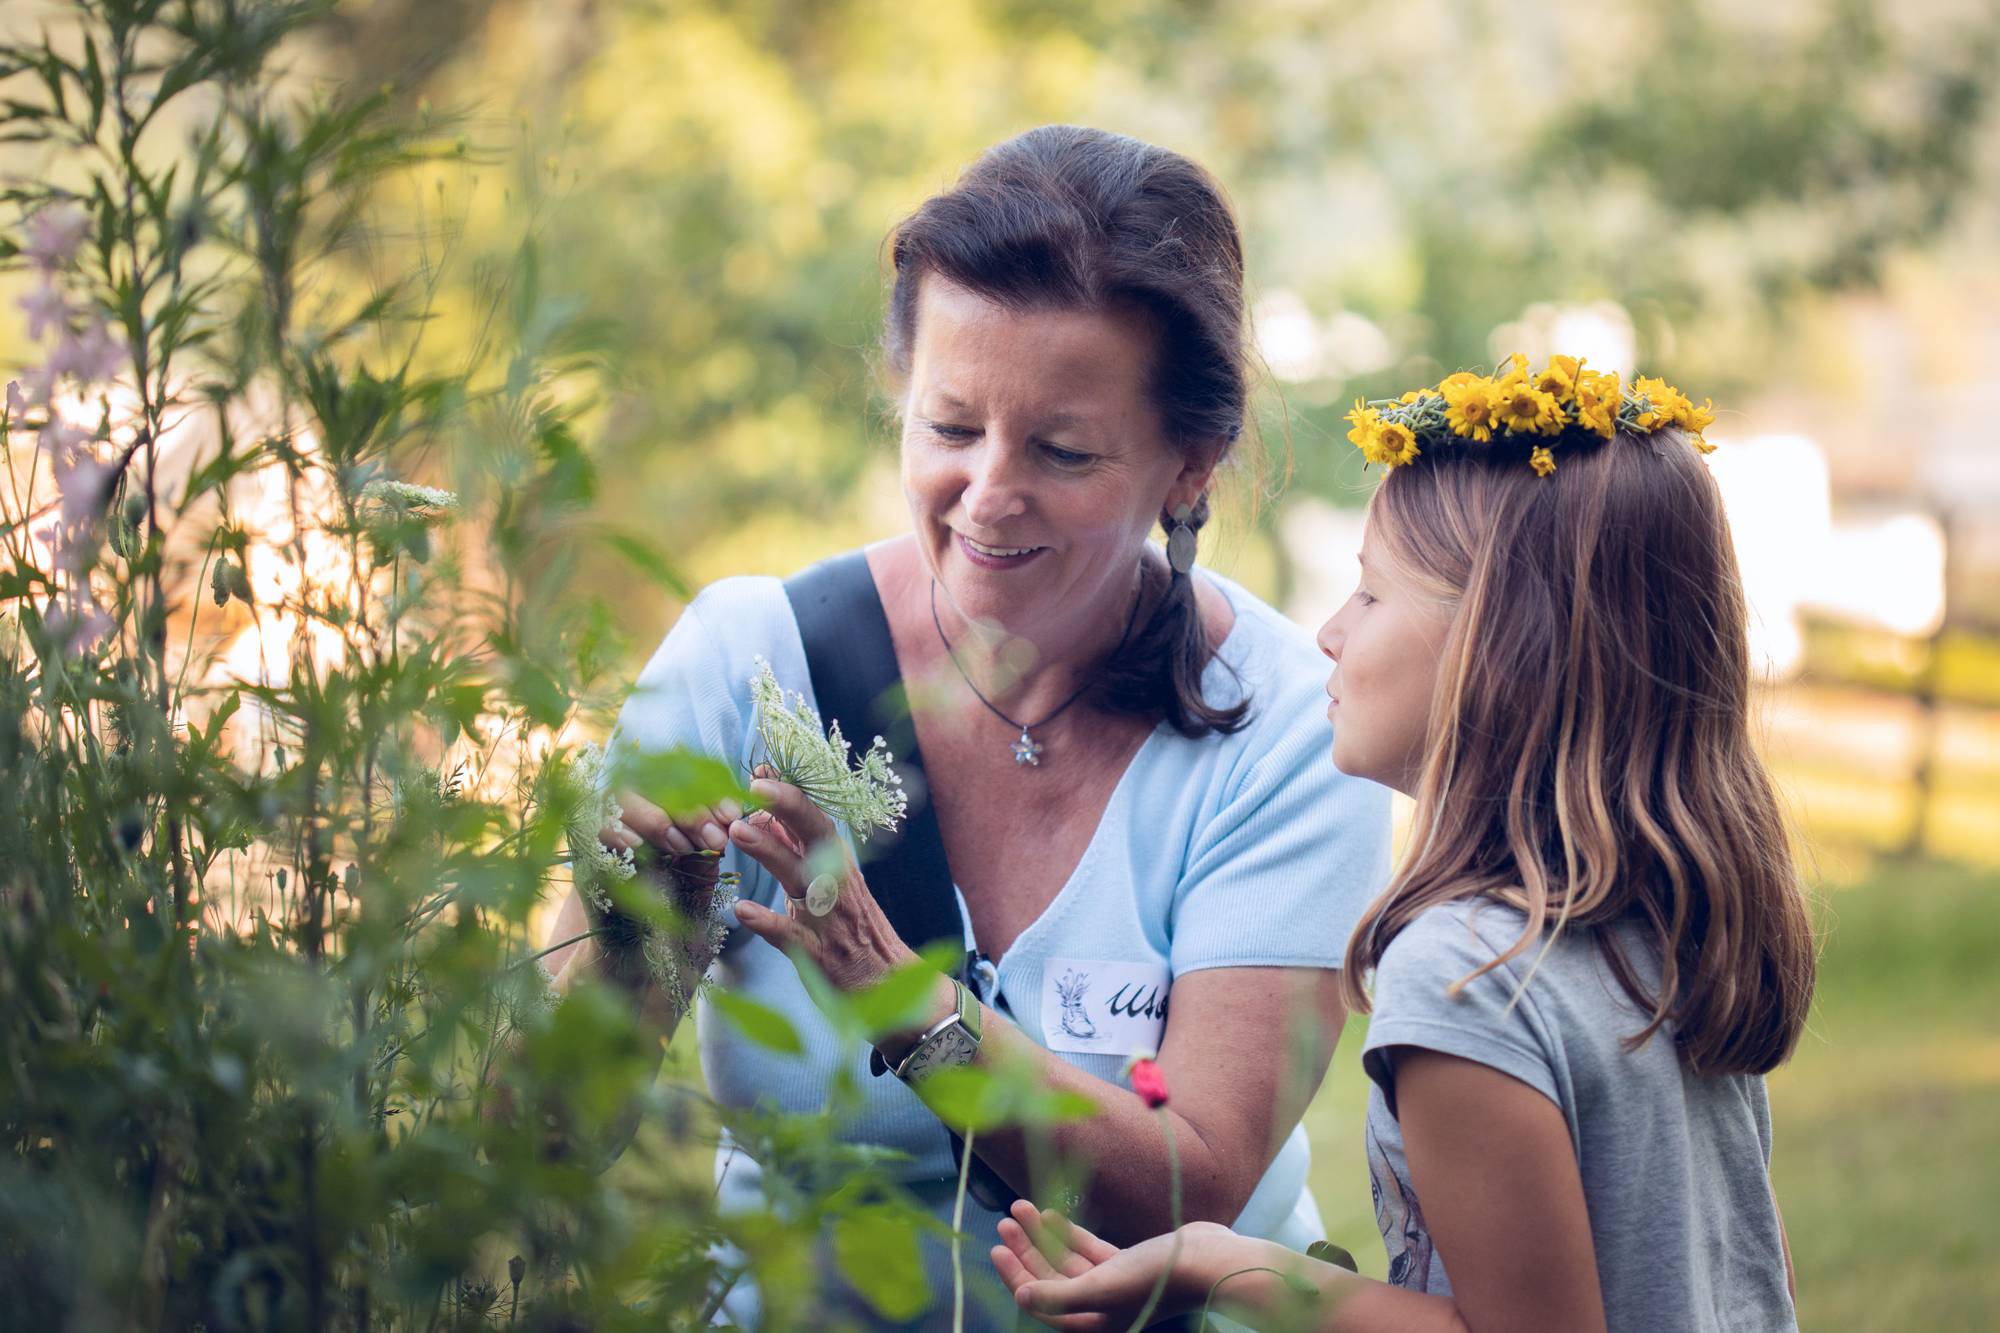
left=870, top=978, right=982, bottom=1081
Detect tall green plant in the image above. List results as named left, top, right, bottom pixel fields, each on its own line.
left=0, top=6, right=1096, bottom=1330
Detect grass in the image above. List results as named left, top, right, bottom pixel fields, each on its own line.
left=1303, top=856, right=2000, bottom=1330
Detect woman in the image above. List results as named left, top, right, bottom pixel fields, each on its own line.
left=544, top=125, right=1390, bottom=1329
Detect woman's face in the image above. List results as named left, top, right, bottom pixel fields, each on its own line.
left=900, top=276, right=1212, bottom=644
left=1315, top=517, right=1457, bottom=796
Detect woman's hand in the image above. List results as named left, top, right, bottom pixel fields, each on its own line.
left=600, top=787, right=738, bottom=899
left=725, top=764, right=921, bottom=994
left=991, top=1201, right=1238, bottom=1331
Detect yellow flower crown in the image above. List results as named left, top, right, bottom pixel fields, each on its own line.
left=1345, top=353, right=1715, bottom=477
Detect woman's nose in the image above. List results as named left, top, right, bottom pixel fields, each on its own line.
left=961, top=441, right=1030, bottom=526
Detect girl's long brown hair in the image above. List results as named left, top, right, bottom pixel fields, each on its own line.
left=1338, top=427, right=1817, bottom=1076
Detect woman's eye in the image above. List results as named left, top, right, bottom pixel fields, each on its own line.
left=1042, top=444, right=1094, bottom=467
left=927, top=421, right=978, bottom=441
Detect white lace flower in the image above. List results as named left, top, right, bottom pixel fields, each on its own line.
left=749, top=656, right=907, bottom=837
left=361, top=479, right=459, bottom=512
left=564, top=742, right=636, bottom=915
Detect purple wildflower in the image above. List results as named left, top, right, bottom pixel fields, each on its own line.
left=22, top=205, right=89, bottom=271
left=19, top=282, right=66, bottom=340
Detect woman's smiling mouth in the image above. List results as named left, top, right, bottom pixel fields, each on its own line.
left=955, top=532, right=1046, bottom=567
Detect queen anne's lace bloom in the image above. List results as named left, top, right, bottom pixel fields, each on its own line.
left=563, top=743, right=635, bottom=917
left=562, top=742, right=739, bottom=1007
left=362, top=479, right=459, bottom=511
left=749, top=657, right=907, bottom=838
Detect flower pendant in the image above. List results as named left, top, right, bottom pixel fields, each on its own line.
left=1011, top=728, right=1043, bottom=767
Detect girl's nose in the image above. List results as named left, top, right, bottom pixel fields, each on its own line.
left=1317, top=613, right=1344, bottom=662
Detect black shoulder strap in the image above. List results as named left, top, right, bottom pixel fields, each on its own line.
left=783, top=551, right=962, bottom=953
left=786, top=553, right=1024, bottom=1214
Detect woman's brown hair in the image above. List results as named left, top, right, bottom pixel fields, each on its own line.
left=1338, top=426, right=1817, bottom=1076
left=884, top=125, right=1252, bottom=737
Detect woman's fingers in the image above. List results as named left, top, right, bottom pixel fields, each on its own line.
left=727, top=813, right=812, bottom=900
left=616, top=790, right=727, bottom=855
left=747, top=775, right=839, bottom=847
left=731, top=899, right=801, bottom=953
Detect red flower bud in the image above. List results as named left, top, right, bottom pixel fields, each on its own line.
left=1129, top=1057, right=1169, bottom=1109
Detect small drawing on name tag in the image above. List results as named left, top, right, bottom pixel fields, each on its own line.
left=1041, top=957, right=1170, bottom=1056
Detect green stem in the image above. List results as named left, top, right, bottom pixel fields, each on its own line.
left=951, top=1125, right=976, bottom=1333
left=511, top=927, right=609, bottom=971
left=1124, top=1106, right=1182, bottom=1333
left=1196, top=1266, right=1299, bottom=1331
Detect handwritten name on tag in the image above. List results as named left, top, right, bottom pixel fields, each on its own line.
left=1041, top=957, right=1171, bottom=1057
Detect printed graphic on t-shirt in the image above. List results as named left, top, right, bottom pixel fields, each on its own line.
left=1040, top=958, right=1170, bottom=1056
left=1369, top=1119, right=1438, bottom=1292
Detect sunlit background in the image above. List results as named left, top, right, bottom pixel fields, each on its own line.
left=5, top=0, right=1997, bottom=1326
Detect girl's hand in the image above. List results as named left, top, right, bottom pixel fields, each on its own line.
left=991, top=1201, right=1231, bottom=1331
left=725, top=765, right=919, bottom=993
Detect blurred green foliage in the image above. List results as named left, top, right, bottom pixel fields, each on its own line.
left=0, top=4, right=1087, bottom=1327
left=311, top=0, right=2000, bottom=625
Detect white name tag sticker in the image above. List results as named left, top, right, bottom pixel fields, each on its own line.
left=1041, top=957, right=1171, bottom=1056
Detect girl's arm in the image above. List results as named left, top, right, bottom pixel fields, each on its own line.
left=995, top=1049, right=1606, bottom=1333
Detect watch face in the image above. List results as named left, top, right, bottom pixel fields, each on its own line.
left=905, top=1022, right=978, bottom=1080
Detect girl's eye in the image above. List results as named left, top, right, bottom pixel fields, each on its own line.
left=1354, top=589, right=1377, bottom=607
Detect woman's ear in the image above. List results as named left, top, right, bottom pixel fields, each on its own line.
left=1164, top=438, right=1227, bottom=517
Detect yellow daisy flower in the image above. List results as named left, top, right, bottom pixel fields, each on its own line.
left=1372, top=421, right=1421, bottom=467
left=1533, top=354, right=1584, bottom=404
left=1573, top=369, right=1621, bottom=438
left=1676, top=396, right=1716, bottom=434
left=1442, top=374, right=1497, bottom=442
left=1691, top=435, right=1717, bottom=455
left=1346, top=398, right=1383, bottom=449
left=1490, top=379, right=1564, bottom=435
left=1530, top=445, right=1557, bottom=477
left=1632, top=375, right=1691, bottom=430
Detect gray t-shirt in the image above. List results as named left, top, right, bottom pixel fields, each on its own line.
left=1360, top=900, right=1796, bottom=1332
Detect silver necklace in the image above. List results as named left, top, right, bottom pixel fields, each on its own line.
left=929, top=578, right=1144, bottom=767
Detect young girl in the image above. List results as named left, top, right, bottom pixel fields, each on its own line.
left=991, top=358, right=1816, bottom=1332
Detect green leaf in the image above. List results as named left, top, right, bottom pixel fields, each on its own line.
left=507, top=658, right=567, bottom=729
left=1306, top=1240, right=1359, bottom=1273
left=80, top=35, right=103, bottom=136
left=599, top=529, right=692, bottom=598
left=847, top=943, right=964, bottom=1039
left=607, top=740, right=751, bottom=814
left=707, top=988, right=804, bottom=1056
left=831, top=1205, right=930, bottom=1322
left=848, top=961, right=944, bottom=1040
left=918, top=1063, right=1102, bottom=1134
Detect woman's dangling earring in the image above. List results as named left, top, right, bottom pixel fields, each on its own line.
left=1167, top=502, right=1198, bottom=575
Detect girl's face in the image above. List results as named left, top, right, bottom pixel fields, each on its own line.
left=1315, top=519, right=1457, bottom=796
left=900, top=276, right=1213, bottom=644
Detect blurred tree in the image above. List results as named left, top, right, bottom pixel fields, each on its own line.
left=305, top=0, right=2000, bottom=618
